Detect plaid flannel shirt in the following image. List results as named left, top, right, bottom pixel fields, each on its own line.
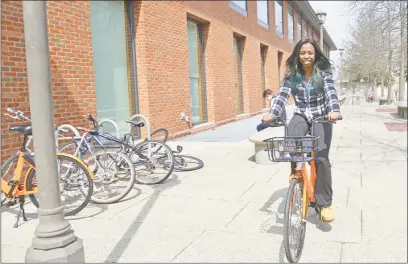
left=270, top=73, right=340, bottom=122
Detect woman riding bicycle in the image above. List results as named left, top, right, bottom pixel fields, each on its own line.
left=262, top=38, right=341, bottom=222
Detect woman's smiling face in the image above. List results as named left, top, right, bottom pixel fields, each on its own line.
left=299, top=43, right=315, bottom=69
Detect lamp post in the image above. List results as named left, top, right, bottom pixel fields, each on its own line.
left=22, top=1, right=85, bottom=262
left=316, top=11, right=327, bottom=51
left=339, top=48, right=344, bottom=93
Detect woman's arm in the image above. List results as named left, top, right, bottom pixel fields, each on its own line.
left=269, top=81, right=292, bottom=118
left=324, top=73, right=340, bottom=112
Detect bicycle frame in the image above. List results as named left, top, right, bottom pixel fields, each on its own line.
left=1, top=152, right=37, bottom=198
left=71, top=125, right=154, bottom=166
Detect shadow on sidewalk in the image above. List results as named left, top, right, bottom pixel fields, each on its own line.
left=258, top=186, right=333, bottom=263
left=104, top=173, right=181, bottom=263
left=259, top=187, right=287, bottom=236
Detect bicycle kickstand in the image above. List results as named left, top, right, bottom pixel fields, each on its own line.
left=14, top=196, right=27, bottom=228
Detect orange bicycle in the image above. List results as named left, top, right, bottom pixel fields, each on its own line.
left=1, top=119, right=94, bottom=228
left=264, top=115, right=342, bottom=263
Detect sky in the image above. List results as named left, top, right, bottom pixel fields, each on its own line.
left=309, top=1, right=358, bottom=78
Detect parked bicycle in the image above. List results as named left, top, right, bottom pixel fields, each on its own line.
left=264, top=114, right=342, bottom=263
left=144, top=126, right=204, bottom=172
left=59, top=113, right=173, bottom=194
left=1, top=111, right=94, bottom=228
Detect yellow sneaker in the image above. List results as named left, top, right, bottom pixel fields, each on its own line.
left=320, top=206, right=335, bottom=222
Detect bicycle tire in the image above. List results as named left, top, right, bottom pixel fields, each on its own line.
left=90, top=149, right=136, bottom=204
left=58, top=141, right=99, bottom=174
left=132, top=140, right=174, bottom=185
left=283, top=178, right=306, bottom=263
left=146, top=128, right=169, bottom=143
left=26, top=153, right=94, bottom=216
left=173, top=155, right=204, bottom=172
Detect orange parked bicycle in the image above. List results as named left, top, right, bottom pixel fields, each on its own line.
left=1, top=116, right=94, bottom=228
left=264, top=114, right=342, bottom=263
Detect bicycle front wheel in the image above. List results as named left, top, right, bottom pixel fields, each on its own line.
left=133, top=140, right=174, bottom=185
left=90, top=149, right=136, bottom=204
left=283, top=178, right=306, bottom=263
left=27, top=153, right=94, bottom=216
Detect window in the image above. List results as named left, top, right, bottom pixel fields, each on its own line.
left=277, top=51, right=283, bottom=87
left=324, top=44, right=330, bottom=58
left=288, top=2, right=294, bottom=43
left=233, top=35, right=244, bottom=114
left=230, top=0, right=247, bottom=16
left=275, top=0, right=283, bottom=38
left=187, top=19, right=208, bottom=125
left=304, top=23, right=309, bottom=38
left=90, top=1, right=138, bottom=138
left=260, top=45, right=268, bottom=107
left=297, top=12, right=302, bottom=41
left=257, top=0, right=269, bottom=28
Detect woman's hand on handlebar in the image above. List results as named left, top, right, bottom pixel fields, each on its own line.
left=262, top=114, right=275, bottom=123
left=327, top=112, right=340, bottom=121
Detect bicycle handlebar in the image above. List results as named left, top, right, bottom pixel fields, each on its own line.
left=4, top=108, right=31, bottom=122
left=86, top=112, right=101, bottom=131
left=270, top=114, right=343, bottom=127
left=5, top=107, right=69, bottom=133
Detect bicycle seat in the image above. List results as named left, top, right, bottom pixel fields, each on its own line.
left=125, top=120, right=145, bottom=128
left=9, top=125, right=32, bottom=135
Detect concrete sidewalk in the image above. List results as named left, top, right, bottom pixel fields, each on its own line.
left=1, top=105, right=407, bottom=263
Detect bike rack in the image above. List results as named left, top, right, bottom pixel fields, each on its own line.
left=129, top=114, right=151, bottom=155
left=98, top=118, right=121, bottom=139
left=128, top=114, right=151, bottom=141
left=55, top=124, right=81, bottom=149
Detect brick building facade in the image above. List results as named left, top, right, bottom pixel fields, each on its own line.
left=1, top=0, right=337, bottom=160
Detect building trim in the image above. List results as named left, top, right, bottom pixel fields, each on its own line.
left=294, top=1, right=337, bottom=51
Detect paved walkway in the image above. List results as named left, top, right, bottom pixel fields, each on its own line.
left=180, top=105, right=294, bottom=142
left=1, top=105, right=407, bottom=263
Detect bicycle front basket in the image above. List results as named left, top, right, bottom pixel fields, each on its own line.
left=264, top=136, right=319, bottom=162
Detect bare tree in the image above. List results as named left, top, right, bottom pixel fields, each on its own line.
left=346, top=1, right=407, bottom=104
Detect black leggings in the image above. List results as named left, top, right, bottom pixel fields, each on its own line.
left=287, top=114, right=333, bottom=208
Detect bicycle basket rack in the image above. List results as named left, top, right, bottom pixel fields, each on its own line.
left=264, top=136, right=319, bottom=162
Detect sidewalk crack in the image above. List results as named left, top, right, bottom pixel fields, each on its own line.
left=346, top=187, right=350, bottom=208
left=267, top=168, right=280, bottom=183
left=339, top=242, right=344, bottom=263
left=170, top=230, right=206, bottom=262
left=240, top=182, right=256, bottom=198
left=225, top=201, right=250, bottom=228
left=360, top=209, right=364, bottom=242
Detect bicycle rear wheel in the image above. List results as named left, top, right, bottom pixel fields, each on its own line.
left=58, top=141, right=99, bottom=174
left=173, top=155, right=204, bottom=172
left=147, top=128, right=169, bottom=143
left=90, top=149, right=136, bottom=204
left=27, top=153, right=93, bottom=216
left=283, top=178, right=306, bottom=263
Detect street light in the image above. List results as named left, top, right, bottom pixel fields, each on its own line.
left=339, top=48, right=344, bottom=93
left=22, top=1, right=85, bottom=262
left=316, top=11, right=327, bottom=50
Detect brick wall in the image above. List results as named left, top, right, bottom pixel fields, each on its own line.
left=1, top=1, right=94, bottom=161
left=134, top=1, right=191, bottom=137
